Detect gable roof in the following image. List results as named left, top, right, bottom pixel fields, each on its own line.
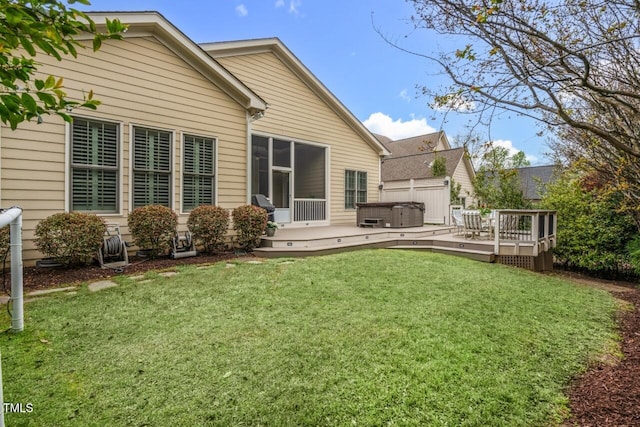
left=200, top=38, right=390, bottom=156
left=379, top=131, right=450, bottom=158
left=381, top=148, right=466, bottom=181
left=86, top=12, right=267, bottom=115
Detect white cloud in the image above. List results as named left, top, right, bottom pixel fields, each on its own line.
left=275, top=0, right=301, bottom=15
left=289, top=0, right=302, bottom=15
left=363, top=112, right=437, bottom=140
left=491, top=139, right=538, bottom=164
left=399, top=89, right=411, bottom=103
left=235, top=4, right=248, bottom=17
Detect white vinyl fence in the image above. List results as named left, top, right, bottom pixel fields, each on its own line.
left=380, top=177, right=451, bottom=224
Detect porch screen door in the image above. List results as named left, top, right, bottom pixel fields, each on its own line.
left=272, top=170, right=291, bottom=223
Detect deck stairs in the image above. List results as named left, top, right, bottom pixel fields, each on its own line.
left=254, top=226, right=496, bottom=263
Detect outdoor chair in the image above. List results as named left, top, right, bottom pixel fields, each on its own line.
left=462, top=210, right=490, bottom=240
left=498, top=213, right=519, bottom=239
left=451, top=209, right=465, bottom=236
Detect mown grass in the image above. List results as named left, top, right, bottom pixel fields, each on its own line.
left=0, top=250, right=619, bottom=426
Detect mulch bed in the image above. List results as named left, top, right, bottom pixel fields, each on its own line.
left=563, top=280, right=640, bottom=426
left=5, top=257, right=640, bottom=425
left=14, top=251, right=247, bottom=292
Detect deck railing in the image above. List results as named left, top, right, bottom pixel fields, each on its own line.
left=493, top=210, right=557, bottom=256
left=293, top=198, right=326, bottom=222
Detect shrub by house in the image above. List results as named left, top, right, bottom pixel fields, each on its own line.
left=232, top=205, right=267, bottom=251
left=34, top=213, right=106, bottom=266
left=187, top=205, right=229, bottom=253
left=127, top=205, right=178, bottom=258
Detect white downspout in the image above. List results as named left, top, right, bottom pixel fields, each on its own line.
left=246, top=112, right=252, bottom=204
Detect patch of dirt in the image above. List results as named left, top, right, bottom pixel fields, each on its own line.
left=5, top=259, right=640, bottom=425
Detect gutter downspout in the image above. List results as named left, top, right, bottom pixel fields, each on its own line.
left=246, top=112, right=252, bottom=204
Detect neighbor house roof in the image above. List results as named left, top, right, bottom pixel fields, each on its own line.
left=201, top=38, right=390, bottom=156
left=373, top=133, right=393, bottom=147
left=86, top=11, right=267, bottom=115
left=379, top=131, right=450, bottom=158
left=516, top=165, right=559, bottom=200
left=381, top=148, right=466, bottom=181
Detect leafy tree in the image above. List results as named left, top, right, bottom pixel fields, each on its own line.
left=472, top=143, right=530, bottom=209
left=0, top=0, right=126, bottom=129
left=431, top=154, right=447, bottom=176
left=405, top=0, right=640, bottom=228
left=540, top=168, right=638, bottom=274
left=549, top=124, right=640, bottom=231
left=449, top=177, right=463, bottom=205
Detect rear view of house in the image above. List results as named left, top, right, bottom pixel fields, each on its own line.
left=202, top=39, right=388, bottom=227
left=0, top=12, right=387, bottom=265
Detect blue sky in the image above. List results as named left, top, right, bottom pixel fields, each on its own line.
left=78, top=0, right=549, bottom=164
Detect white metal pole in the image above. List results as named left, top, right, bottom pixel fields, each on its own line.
left=0, top=206, right=22, bottom=427
left=9, top=210, right=23, bottom=332
left=0, top=207, right=24, bottom=332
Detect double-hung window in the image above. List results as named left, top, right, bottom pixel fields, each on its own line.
left=182, top=134, right=215, bottom=211
left=132, top=126, right=172, bottom=208
left=70, top=118, right=119, bottom=213
left=345, top=170, right=367, bottom=209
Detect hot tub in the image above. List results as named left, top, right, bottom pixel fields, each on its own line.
left=356, top=202, right=425, bottom=228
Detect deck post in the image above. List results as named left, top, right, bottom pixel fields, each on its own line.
left=494, top=210, right=501, bottom=255
left=532, top=212, right=539, bottom=257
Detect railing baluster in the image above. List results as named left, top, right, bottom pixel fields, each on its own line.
left=293, top=199, right=326, bottom=222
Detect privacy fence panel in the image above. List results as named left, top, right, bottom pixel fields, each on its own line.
left=380, top=178, right=451, bottom=224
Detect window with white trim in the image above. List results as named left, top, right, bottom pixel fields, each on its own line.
left=345, top=170, right=367, bottom=209
left=132, top=126, right=172, bottom=208
left=70, top=118, right=119, bottom=213
left=182, top=134, right=215, bottom=211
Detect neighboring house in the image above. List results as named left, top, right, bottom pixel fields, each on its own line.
left=515, top=165, right=559, bottom=203
left=377, top=132, right=476, bottom=223
left=0, top=12, right=388, bottom=265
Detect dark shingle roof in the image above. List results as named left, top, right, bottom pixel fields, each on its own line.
left=373, top=133, right=393, bottom=146
left=516, top=165, right=559, bottom=200
left=381, top=148, right=465, bottom=181
left=376, top=131, right=444, bottom=158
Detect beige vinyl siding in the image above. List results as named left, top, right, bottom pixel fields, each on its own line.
left=452, top=159, right=476, bottom=206
left=218, top=52, right=380, bottom=225
left=0, top=36, right=249, bottom=265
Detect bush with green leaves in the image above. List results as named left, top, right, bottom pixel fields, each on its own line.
left=127, top=205, right=178, bottom=258
left=34, top=212, right=106, bottom=266
left=540, top=170, right=638, bottom=273
left=232, top=205, right=267, bottom=251
left=627, top=236, right=640, bottom=272
left=431, top=155, right=447, bottom=177
left=187, top=206, right=229, bottom=253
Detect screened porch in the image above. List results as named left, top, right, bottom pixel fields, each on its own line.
left=251, top=135, right=328, bottom=225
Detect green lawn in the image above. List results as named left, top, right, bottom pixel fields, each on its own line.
left=0, top=250, right=619, bottom=426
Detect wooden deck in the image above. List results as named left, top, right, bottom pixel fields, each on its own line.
left=255, top=225, right=497, bottom=263
left=256, top=209, right=557, bottom=271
